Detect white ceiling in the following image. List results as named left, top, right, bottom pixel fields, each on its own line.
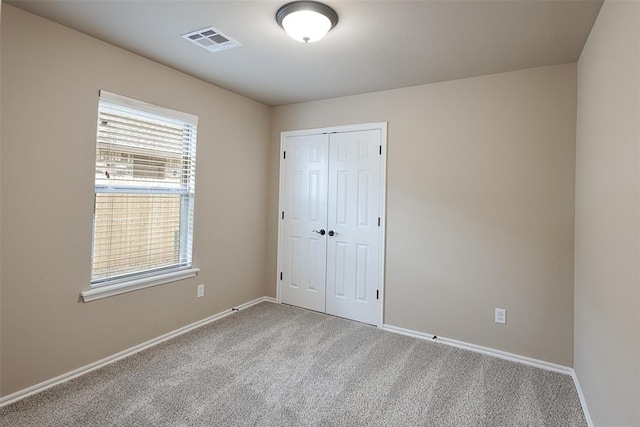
left=6, top=0, right=602, bottom=107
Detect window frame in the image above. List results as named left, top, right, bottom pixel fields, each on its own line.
left=82, top=91, right=199, bottom=302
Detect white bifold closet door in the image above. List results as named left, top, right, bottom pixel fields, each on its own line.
left=279, top=128, right=383, bottom=326
left=279, top=133, right=329, bottom=313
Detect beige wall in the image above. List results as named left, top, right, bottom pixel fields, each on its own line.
left=574, top=1, right=640, bottom=425
left=269, top=64, right=577, bottom=366
left=0, top=0, right=3, bottom=396
left=0, top=5, right=271, bottom=396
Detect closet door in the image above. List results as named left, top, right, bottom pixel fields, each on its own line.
left=325, top=130, right=382, bottom=325
left=279, top=133, right=329, bottom=313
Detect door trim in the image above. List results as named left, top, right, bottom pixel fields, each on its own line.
left=276, top=122, right=388, bottom=328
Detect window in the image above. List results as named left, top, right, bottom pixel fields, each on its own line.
left=90, top=91, right=198, bottom=289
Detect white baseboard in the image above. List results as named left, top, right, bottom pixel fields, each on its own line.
left=0, top=296, right=276, bottom=408
left=382, top=324, right=572, bottom=373
left=235, top=296, right=277, bottom=309
left=382, top=323, right=592, bottom=426
left=570, top=369, right=594, bottom=427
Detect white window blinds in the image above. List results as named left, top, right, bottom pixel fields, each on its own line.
left=91, top=91, right=198, bottom=287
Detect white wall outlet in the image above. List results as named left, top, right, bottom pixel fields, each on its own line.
left=495, top=308, right=506, bottom=324
left=197, top=284, right=204, bottom=298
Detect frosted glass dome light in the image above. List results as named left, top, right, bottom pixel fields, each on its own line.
left=282, top=10, right=331, bottom=43
left=277, top=1, right=338, bottom=43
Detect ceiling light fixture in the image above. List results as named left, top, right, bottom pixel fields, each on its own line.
left=276, top=1, right=338, bottom=43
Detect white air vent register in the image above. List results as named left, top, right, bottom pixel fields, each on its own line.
left=182, top=26, right=241, bottom=53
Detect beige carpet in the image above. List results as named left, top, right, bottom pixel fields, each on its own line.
left=0, top=302, right=586, bottom=426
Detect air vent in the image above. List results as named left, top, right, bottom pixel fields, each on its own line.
left=182, top=26, right=240, bottom=53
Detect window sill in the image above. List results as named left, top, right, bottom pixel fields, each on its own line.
left=80, top=268, right=199, bottom=302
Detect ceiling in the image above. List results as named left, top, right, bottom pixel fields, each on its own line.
left=6, top=0, right=603, bottom=107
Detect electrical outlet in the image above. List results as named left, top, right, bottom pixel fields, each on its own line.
left=495, top=308, right=506, bottom=324
left=197, top=284, right=204, bottom=298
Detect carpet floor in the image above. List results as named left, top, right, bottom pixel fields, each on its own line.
left=0, top=302, right=586, bottom=426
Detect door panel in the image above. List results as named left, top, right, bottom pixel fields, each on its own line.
left=279, top=134, right=329, bottom=313
left=326, top=130, right=382, bottom=325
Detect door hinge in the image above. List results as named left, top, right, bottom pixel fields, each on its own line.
left=379, top=145, right=382, bottom=155
left=283, top=151, right=286, bottom=159
left=280, top=272, right=283, bottom=280
left=376, top=290, right=379, bottom=300
left=378, top=217, right=381, bottom=227
left=282, top=211, right=285, bottom=220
